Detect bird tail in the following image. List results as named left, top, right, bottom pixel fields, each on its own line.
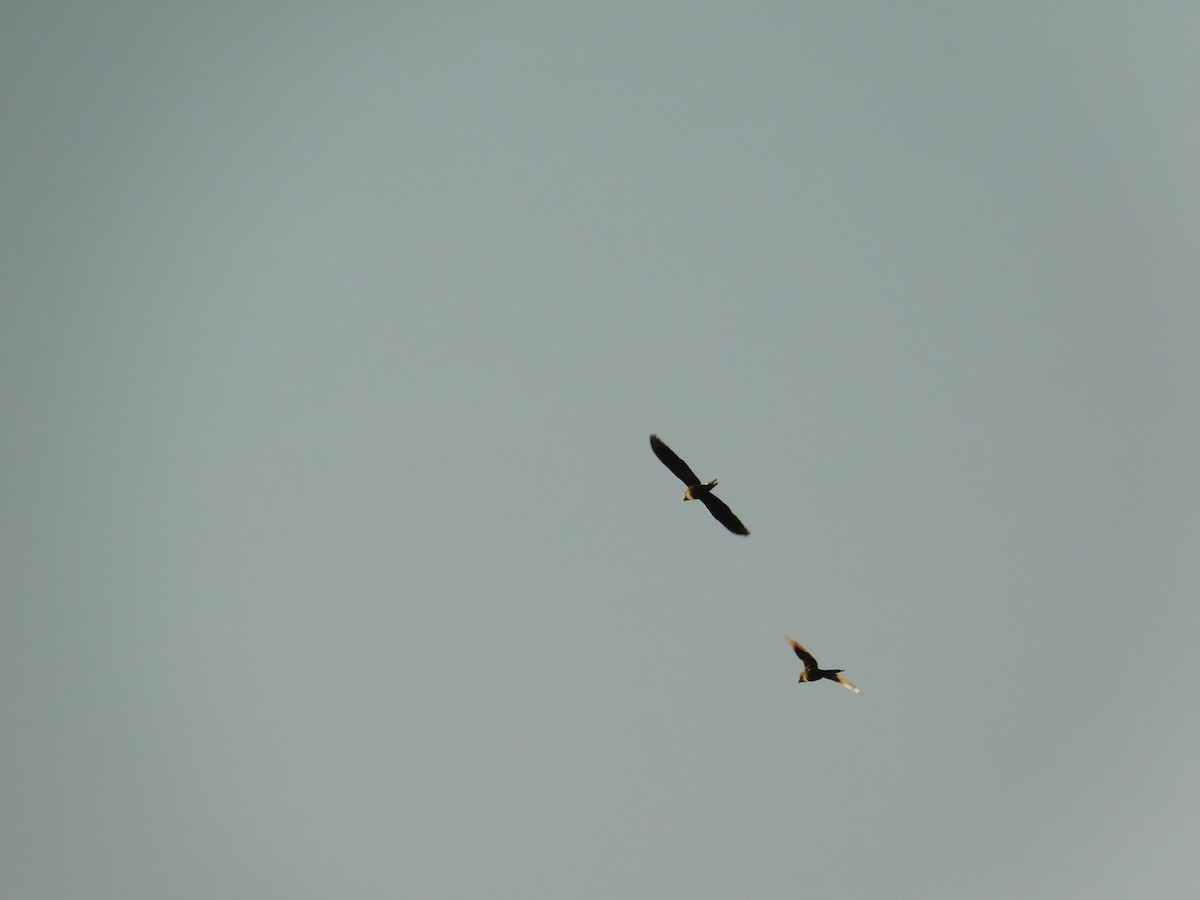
left=836, top=675, right=860, bottom=693
left=706, top=478, right=718, bottom=488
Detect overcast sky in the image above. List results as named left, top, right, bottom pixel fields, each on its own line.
left=4, top=3, right=1199, bottom=898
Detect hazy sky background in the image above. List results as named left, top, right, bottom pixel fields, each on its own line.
left=4, top=3, right=1199, bottom=897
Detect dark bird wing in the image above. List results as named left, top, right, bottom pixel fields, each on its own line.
left=649, top=434, right=701, bottom=486
left=787, top=636, right=819, bottom=672
left=699, top=492, right=750, bottom=535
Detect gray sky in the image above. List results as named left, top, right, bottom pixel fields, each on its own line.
left=4, top=3, right=1199, bottom=898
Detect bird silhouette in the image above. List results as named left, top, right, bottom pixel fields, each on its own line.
left=649, top=434, right=749, bottom=535
left=787, top=636, right=859, bottom=693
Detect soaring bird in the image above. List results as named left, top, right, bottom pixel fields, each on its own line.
left=787, top=636, right=859, bottom=693
left=649, top=434, right=749, bottom=536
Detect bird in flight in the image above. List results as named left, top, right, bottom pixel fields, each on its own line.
left=787, top=636, right=859, bottom=693
left=649, top=434, right=749, bottom=535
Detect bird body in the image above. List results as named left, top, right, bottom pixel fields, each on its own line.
left=787, top=636, right=859, bottom=693
left=683, top=480, right=717, bottom=501
left=649, top=434, right=749, bottom=535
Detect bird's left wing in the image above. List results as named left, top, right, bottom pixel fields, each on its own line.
left=649, top=434, right=701, bottom=486
left=786, top=636, right=818, bottom=670
left=699, top=492, right=750, bottom=535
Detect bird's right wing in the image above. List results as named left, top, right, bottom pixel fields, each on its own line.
left=786, top=636, right=818, bottom=671
left=699, top=492, right=750, bottom=535
left=649, top=434, right=701, bottom=486
left=835, top=675, right=860, bottom=693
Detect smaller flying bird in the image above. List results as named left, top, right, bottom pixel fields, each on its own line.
left=787, top=636, right=859, bottom=693
left=649, top=434, right=749, bottom=535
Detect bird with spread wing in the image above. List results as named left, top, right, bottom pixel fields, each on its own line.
left=787, top=636, right=859, bottom=693
left=649, top=434, right=749, bottom=536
